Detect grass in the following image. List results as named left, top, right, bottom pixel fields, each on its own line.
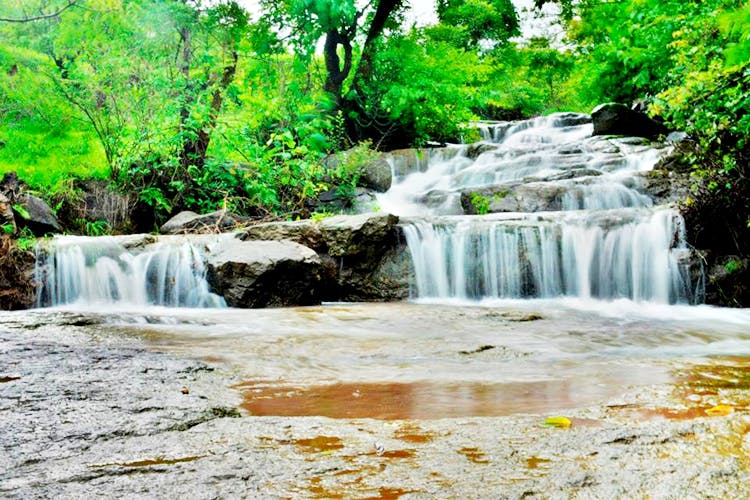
left=0, top=115, right=108, bottom=193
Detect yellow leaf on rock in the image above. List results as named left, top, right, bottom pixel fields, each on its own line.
left=544, top=416, right=571, bottom=428
left=705, top=404, right=733, bottom=416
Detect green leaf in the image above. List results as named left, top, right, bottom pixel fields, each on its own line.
left=12, top=204, right=31, bottom=221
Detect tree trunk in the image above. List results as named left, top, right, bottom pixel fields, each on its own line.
left=323, top=29, right=353, bottom=104
left=180, top=49, right=238, bottom=170
left=352, top=0, right=403, bottom=89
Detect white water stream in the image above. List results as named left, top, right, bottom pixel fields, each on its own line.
left=35, top=234, right=226, bottom=308
left=378, top=113, right=701, bottom=304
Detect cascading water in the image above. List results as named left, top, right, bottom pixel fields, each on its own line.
left=35, top=235, right=226, bottom=308
left=378, top=112, right=702, bottom=304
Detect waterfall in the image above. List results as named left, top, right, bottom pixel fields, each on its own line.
left=383, top=112, right=703, bottom=304
left=35, top=235, right=226, bottom=308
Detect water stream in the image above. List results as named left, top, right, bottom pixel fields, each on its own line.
left=35, top=234, right=227, bottom=308
left=378, top=112, right=701, bottom=304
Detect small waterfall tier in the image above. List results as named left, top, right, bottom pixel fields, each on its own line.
left=379, top=112, right=703, bottom=304
left=36, top=234, right=226, bottom=308
left=404, top=209, right=699, bottom=303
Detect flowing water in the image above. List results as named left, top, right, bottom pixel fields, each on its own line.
left=35, top=234, right=227, bottom=308
left=18, top=112, right=750, bottom=420
left=379, top=113, right=700, bottom=304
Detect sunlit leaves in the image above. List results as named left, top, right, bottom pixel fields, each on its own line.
left=435, top=0, right=519, bottom=49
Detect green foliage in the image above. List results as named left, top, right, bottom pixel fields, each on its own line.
left=550, top=0, right=748, bottom=256
left=469, top=192, right=490, bottom=215
left=478, top=40, right=583, bottom=119
left=725, top=259, right=741, bottom=275
left=328, top=141, right=377, bottom=198
left=82, top=219, right=111, bottom=236
left=309, top=211, right=336, bottom=222
left=1, top=224, right=14, bottom=235
left=15, top=227, right=36, bottom=252
left=11, top=204, right=30, bottom=220
left=435, top=0, right=520, bottom=49
left=362, top=30, right=487, bottom=144
left=0, top=0, right=746, bottom=239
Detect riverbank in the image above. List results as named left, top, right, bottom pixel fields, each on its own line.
left=2, top=304, right=749, bottom=498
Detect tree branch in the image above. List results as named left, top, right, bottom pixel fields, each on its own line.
left=0, top=0, right=79, bottom=23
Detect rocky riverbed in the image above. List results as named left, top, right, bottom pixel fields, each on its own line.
left=2, top=303, right=749, bottom=498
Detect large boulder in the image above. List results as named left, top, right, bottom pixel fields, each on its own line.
left=161, top=210, right=245, bottom=235
left=317, top=212, right=406, bottom=300
left=591, top=103, right=668, bottom=139
left=13, top=194, right=61, bottom=235
left=240, top=220, right=325, bottom=251
left=318, top=212, right=399, bottom=257
left=206, top=239, right=324, bottom=308
left=237, top=213, right=408, bottom=302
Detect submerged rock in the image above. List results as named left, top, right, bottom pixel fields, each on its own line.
left=206, top=239, right=324, bottom=308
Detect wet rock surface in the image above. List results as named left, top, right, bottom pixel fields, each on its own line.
left=0, top=193, right=15, bottom=233
left=13, top=194, right=61, bottom=235
left=206, top=239, right=324, bottom=308
left=238, top=213, right=409, bottom=302
left=1, top=309, right=750, bottom=498
left=0, top=312, right=241, bottom=497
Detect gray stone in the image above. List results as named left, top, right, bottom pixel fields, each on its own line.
left=466, top=143, right=499, bottom=159
left=240, top=220, right=325, bottom=251
left=360, top=157, right=392, bottom=192
left=318, top=212, right=399, bottom=257
left=667, top=131, right=689, bottom=144
left=234, top=213, right=408, bottom=302
left=206, top=239, right=323, bottom=308
left=551, top=112, right=592, bottom=127
left=160, top=210, right=245, bottom=235
left=592, top=102, right=668, bottom=139
left=13, top=194, right=61, bottom=235
left=462, top=183, right=565, bottom=214
left=317, top=213, right=406, bottom=301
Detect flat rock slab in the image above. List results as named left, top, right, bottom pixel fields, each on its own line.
left=240, top=220, right=324, bottom=251
left=161, top=210, right=246, bottom=235
left=1, top=309, right=749, bottom=499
